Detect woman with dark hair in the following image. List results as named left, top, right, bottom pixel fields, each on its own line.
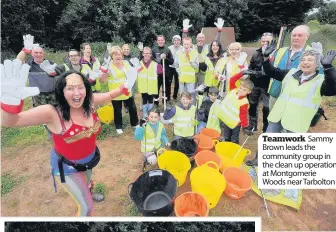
left=199, top=40, right=225, bottom=93
left=1, top=59, right=132, bottom=216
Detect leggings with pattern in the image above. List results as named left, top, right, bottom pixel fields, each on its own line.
left=56, top=170, right=94, bottom=216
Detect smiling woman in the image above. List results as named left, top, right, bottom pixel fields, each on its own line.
left=0, top=59, right=134, bottom=216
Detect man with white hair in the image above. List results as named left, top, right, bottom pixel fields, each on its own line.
left=168, top=35, right=183, bottom=102
left=268, top=25, right=314, bottom=110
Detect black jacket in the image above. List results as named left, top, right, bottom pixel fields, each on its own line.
left=197, top=99, right=214, bottom=122
left=151, top=45, right=174, bottom=74
left=249, top=47, right=271, bottom=90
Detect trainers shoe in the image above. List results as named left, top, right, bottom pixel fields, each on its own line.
left=116, top=129, right=123, bottom=134
left=91, top=192, right=105, bottom=202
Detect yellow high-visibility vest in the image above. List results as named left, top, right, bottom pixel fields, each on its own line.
left=172, top=105, right=196, bottom=137
left=141, top=122, right=164, bottom=152
left=268, top=68, right=324, bottom=132
left=137, top=61, right=158, bottom=95
left=81, top=59, right=102, bottom=92
left=177, top=50, right=198, bottom=83
left=216, top=89, right=248, bottom=129
left=107, top=61, right=132, bottom=101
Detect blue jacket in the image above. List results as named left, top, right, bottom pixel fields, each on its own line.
left=134, top=122, right=169, bottom=145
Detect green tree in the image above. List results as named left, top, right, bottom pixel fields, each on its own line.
left=237, top=0, right=324, bottom=41
left=318, top=1, right=336, bottom=24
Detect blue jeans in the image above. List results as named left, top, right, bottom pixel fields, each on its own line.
left=196, top=121, right=207, bottom=134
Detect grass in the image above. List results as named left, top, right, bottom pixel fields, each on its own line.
left=93, top=182, right=108, bottom=197
left=1, top=172, right=29, bottom=196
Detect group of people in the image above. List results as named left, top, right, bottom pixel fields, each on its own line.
left=1, top=19, right=336, bottom=216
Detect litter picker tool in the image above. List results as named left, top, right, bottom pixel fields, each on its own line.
left=233, top=127, right=254, bottom=160
left=162, top=58, right=167, bottom=111
left=253, top=164, right=271, bottom=218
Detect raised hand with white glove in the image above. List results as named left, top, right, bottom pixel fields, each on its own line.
left=237, top=52, right=248, bottom=66
left=183, top=19, right=192, bottom=33
left=39, top=60, right=57, bottom=76
left=137, top=42, right=144, bottom=51
left=311, top=42, right=323, bottom=57
left=100, top=56, right=111, bottom=74
left=1, top=59, right=40, bottom=114
left=214, top=18, right=224, bottom=32
left=22, top=34, right=39, bottom=54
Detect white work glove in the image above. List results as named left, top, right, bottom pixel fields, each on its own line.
left=195, top=84, right=206, bottom=92
left=100, top=56, right=111, bottom=73
left=107, top=43, right=112, bottom=53
left=311, top=42, right=323, bottom=57
left=129, top=57, right=141, bottom=69
left=237, top=52, right=248, bottom=66
left=39, top=60, right=57, bottom=76
left=88, top=70, right=101, bottom=82
left=126, top=67, right=137, bottom=89
left=22, top=34, right=39, bottom=54
left=137, top=42, right=144, bottom=51
left=1, top=59, right=40, bottom=113
left=214, top=18, right=225, bottom=31
left=183, top=19, right=192, bottom=32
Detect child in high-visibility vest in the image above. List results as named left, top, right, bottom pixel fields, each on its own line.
left=207, top=72, right=254, bottom=144
left=134, top=107, right=170, bottom=165
left=196, top=87, right=219, bottom=134
left=163, top=91, right=196, bottom=140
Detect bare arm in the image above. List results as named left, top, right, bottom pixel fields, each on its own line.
left=1, top=104, right=55, bottom=128
left=17, top=51, right=28, bottom=63
left=93, top=87, right=124, bottom=106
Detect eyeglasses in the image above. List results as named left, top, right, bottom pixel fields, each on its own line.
left=69, top=55, right=79, bottom=58
left=262, top=32, right=273, bottom=36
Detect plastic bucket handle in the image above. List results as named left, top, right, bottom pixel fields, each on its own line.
left=156, top=148, right=167, bottom=157
left=194, top=137, right=200, bottom=147
left=204, top=161, right=219, bottom=171
left=245, top=149, right=251, bottom=156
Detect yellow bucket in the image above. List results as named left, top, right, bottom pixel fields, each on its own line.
left=157, top=148, right=191, bottom=187
left=190, top=161, right=226, bottom=209
left=214, top=141, right=251, bottom=172
left=97, top=104, right=114, bottom=124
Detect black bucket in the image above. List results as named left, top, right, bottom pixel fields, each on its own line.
left=170, top=137, right=200, bottom=165
left=128, top=169, right=178, bottom=216
left=310, top=107, right=327, bottom=127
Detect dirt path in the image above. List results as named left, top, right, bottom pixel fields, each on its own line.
left=1, top=97, right=336, bottom=231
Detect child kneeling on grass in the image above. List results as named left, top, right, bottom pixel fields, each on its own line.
left=163, top=91, right=196, bottom=140
left=207, top=72, right=254, bottom=144
left=134, top=107, right=170, bottom=166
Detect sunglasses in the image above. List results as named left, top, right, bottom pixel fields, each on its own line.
left=262, top=32, right=273, bottom=36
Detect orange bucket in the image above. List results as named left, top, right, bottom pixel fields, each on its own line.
left=174, top=192, right=209, bottom=217
left=194, top=134, right=213, bottom=153
left=200, top=128, right=220, bottom=140
left=195, top=150, right=222, bottom=170
left=223, top=167, right=253, bottom=200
